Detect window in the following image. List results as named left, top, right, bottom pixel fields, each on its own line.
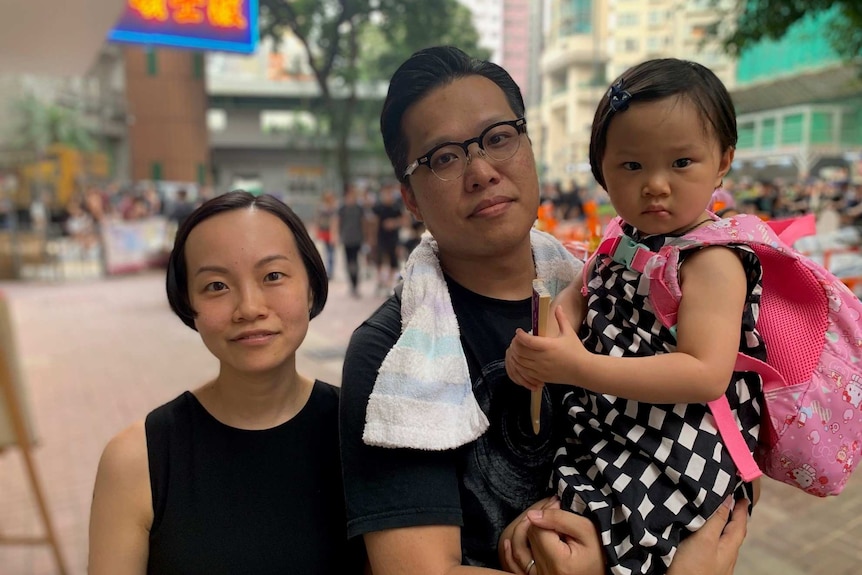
left=151, top=161, right=163, bottom=181
left=781, top=114, right=804, bottom=145
left=207, top=109, right=227, bottom=132
left=561, top=0, right=592, bottom=35
left=811, top=112, right=834, bottom=144
left=622, top=38, right=639, bottom=52
left=193, top=53, right=205, bottom=79
left=146, top=48, right=158, bottom=76
left=618, top=13, right=638, bottom=26
left=761, top=118, right=776, bottom=148
left=737, top=123, right=755, bottom=149
left=260, top=110, right=319, bottom=134
left=197, top=163, right=207, bottom=186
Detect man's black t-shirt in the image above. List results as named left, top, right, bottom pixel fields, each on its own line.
left=340, top=277, right=566, bottom=568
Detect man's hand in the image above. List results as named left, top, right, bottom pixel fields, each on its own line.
left=507, top=502, right=606, bottom=575
left=669, top=498, right=749, bottom=575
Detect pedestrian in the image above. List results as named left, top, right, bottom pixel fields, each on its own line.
left=88, top=191, right=363, bottom=574
left=339, top=46, right=747, bottom=575
left=371, top=184, right=404, bottom=294
left=167, top=188, right=196, bottom=228
left=505, top=58, right=761, bottom=574
left=339, top=185, right=366, bottom=298
left=315, top=190, right=338, bottom=279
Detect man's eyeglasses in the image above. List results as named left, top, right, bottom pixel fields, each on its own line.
left=403, top=118, right=527, bottom=182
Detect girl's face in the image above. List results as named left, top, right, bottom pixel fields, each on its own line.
left=600, top=95, right=733, bottom=236
left=185, top=208, right=313, bottom=378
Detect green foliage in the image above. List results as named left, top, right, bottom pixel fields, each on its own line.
left=258, top=0, right=490, bottom=189
left=11, top=94, right=95, bottom=154
left=718, top=0, right=862, bottom=62
left=371, top=0, right=490, bottom=80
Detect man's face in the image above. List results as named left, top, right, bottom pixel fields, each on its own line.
left=399, top=75, right=539, bottom=263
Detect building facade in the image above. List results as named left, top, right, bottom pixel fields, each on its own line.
left=535, top=0, right=737, bottom=187
left=729, top=12, right=862, bottom=181
left=124, top=47, right=210, bottom=185
left=206, top=37, right=389, bottom=220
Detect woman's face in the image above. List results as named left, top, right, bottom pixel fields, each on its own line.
left=184, top=208, right=313, bottom=377
left=400, top=75, right=540, bottom=262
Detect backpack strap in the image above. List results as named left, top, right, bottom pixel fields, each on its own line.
left=766, top=213, right=816, bottom=246
left=707, top=395, right=762, bottom=482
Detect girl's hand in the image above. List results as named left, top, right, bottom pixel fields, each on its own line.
left=505, top=306, right=587, bottom=390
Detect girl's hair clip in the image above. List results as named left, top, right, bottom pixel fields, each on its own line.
left=608, top=80, right=632, bottom=113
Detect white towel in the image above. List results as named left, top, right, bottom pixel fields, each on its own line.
left=363, top=228, right=581, bottom=450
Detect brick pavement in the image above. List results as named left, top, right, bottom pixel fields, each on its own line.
left=0, top=270, right=860, bottom=575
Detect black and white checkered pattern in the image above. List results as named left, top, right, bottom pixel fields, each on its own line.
left=555, top=228, right=765, bottom=575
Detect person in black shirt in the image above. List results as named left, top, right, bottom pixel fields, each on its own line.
left=89, top=191, right=363, bottom=575
left=371, top=184, right=405, bottom=294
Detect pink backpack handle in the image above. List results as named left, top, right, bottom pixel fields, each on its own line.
left=766, top=213, right=816, bottom=246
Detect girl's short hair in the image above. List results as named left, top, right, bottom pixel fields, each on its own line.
left=589, top=58, right=737, bottom=190
left=166, top=191, right=328, bottom=330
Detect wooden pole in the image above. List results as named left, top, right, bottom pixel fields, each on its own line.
left=0, top=294, right=68, bottom=575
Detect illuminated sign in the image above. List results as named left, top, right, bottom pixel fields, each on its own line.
left=108, top=0, right=258, bottom=54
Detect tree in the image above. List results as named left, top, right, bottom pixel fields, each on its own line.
left=259, top=0, right=487, bottom=192
left=10, top=94, right=95, bottom=156
left=714, top=0, right=862, bottom=62
left=371, top=0, right=489, bottom=80
left=260, top=0, right=371, bottom=193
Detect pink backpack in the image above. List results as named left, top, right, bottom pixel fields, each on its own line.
left=588, top=213, right=862, bottom=496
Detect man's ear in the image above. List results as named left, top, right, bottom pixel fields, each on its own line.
left=400, top=183, right=423, bottom=222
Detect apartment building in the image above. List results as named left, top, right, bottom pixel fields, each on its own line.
left=729, top=12, right=862, bottom=181
left=536, top=0, right=736, bottom=187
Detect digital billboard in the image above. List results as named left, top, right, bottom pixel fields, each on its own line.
left=108, top=0, right=259, bottom=54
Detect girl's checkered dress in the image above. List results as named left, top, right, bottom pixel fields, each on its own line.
left=554, top=224, right=765, bottom=575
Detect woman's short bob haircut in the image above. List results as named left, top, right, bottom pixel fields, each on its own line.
left=166, top=190, right=328, bottom=330
left=589, top=58, right=737, bottom=190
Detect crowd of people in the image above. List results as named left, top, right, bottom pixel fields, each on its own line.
left=539, top=175, right=862, bottom=230
left=313, top=180, right=425, bottom=298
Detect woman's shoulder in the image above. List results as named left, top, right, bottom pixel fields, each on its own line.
left=94, top=419, right=151, bottom=522
left=99, top=419, right=148, bottom=475
left=98, top=393, right=192, bottom=491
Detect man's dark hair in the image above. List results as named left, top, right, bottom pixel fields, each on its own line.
left=380, top=45, right=525, bottom=185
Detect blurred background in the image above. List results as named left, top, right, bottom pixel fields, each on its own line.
left=0, top=1, right=861, bottom=574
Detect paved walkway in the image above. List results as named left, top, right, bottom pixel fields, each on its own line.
left=0, top=270, right=859, bottom=574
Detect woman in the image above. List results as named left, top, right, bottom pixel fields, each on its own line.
left=89, top=191, right=363, bottom=574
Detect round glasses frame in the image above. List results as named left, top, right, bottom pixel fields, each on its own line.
left=403, top=117, right=527, bottom=181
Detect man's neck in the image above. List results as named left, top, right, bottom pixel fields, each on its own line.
left=439, top=240, right=535, bottom=301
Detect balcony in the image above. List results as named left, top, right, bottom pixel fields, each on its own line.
left=541, top=37, right=609, bottom=74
